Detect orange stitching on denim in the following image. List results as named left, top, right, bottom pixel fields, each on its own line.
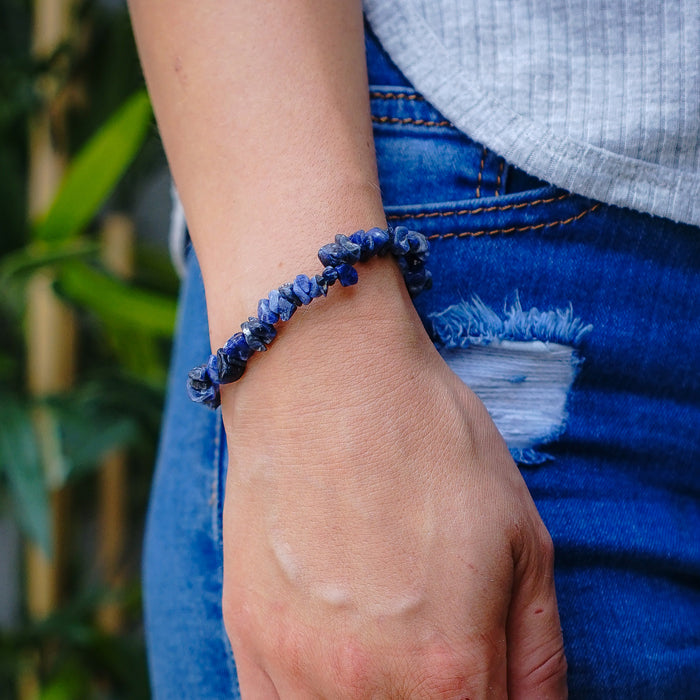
left=371, top=115, right=452, bottom=128
left=495, top=159, right=505, bottom=196
left=475, top=146, right=487, bottom=198
left=425, top=202, right=601, bottom=240
left=369, top=91, right=425, bottom=101
left=387, top=193, right=571, bottom=221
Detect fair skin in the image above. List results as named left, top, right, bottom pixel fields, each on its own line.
left=128, top=1, right=568, bottom=697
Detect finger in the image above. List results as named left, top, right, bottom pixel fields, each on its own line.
left=234, top=651, right=281, bottom=700
left=506, top=529, right=568, bottom=699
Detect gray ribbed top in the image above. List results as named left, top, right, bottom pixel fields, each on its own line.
left=364, top=0, right=700, bottom=226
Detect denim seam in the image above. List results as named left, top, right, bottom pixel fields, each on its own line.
left=369, top=90, right=425, bottom=101
left=371, top=114, right=452, bottom=127
left=495, top=159, right=505, bottom=196
left=212, top=412, right=238, bottom=693
left=422, top=202, right=601, bottom=240
left=476, top=146, right=487, bottom=198
left=388, top=192, right=572, bottom=221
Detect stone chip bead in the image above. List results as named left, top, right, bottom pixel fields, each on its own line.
left=292, top=274, right=314, bottom=305
left=404, top=266, right=433, bottom=296
left=317, top=234, right=362, bottom=267
left=257, top=298, right=280, bottom=325
left=278, top=282, right=304, bottom=308
left=336, top=263, right=359, bottom=287
left=348, top=227, right=386, bottom=261
left=186, top=364, right=220, bottom=408
left=268, top=288, right=296, bottom=322
left=389, top=225, right=412, bottom=256
left=313, top=274, right=329, bottom=296
left=216, top=348, right=247, bottom=384
left=241, top=316, right=276, bottom=352
left=367, top=227, right=392, bottom=256
left=223, top=332, right=255, bottom=362
left=186, top=225, right=431, bottom=408
left=321, top=266, right=340, bottom=284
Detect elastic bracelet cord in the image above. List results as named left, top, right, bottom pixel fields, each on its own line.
left=187, top=225, right=431, bottom=409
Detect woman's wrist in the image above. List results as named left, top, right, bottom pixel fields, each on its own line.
left=198, top=187, right=389, bottom=348
left=217, top=254, right=440, bottom=422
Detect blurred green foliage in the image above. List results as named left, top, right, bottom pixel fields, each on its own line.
left=0, top=0, right=177, bottom=696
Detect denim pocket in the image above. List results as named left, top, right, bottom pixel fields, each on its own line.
left=371, top=83, right=600, bottom=257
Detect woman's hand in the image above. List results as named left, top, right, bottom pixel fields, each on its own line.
left=220, top=263, right=567, bottom=699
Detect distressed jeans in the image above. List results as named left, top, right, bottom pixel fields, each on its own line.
left=144, top=28, right=700, bottom=699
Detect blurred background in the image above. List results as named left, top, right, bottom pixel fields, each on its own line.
left=1, top=0, right=174, bottom=696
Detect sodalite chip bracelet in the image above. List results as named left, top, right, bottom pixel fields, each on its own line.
left=187, top=226, right=431, bottom=409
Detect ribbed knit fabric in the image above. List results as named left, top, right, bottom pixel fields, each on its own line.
left=364, top=0, right=700, bottom=226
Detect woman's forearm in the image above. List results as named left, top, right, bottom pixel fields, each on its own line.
left=127, top=0, right=391, bottom=345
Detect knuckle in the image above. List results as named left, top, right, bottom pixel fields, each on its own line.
left=271, top=623, right=309, bottom=681
left=411, top=673, right=479, bottom=700
left=510, top=514, right=557, bottom=576
left=535, top=525, right=556, bottom=569
left=402, top=643, right=500, bottom=699
left=328, top=639, right=375, bottom=694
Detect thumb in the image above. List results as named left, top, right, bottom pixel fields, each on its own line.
left=506, top=525, right=568, bottom=699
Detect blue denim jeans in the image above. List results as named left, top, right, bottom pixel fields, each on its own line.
left=144, top=28, right=700, bottom=698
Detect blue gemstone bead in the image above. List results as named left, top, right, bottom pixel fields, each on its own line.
left=257, top=298, right=279, bottom=325
left=268, top=288, right=296, bottom=322
left=224, top=332, right=255, bottom=362
left=367, top=227, right=391, bottom=256
left=267, top=288, right=281, bottom=314
left=318, top=235, right=361, bottom=267
left=350, top=229, right=377, bottom=262
left=314, top=274, right=329, bottom=296
left=406, top=229, right=430, bottom=255
left=334, top=234, right=361, bottom=264
left=240, top=327, right=266, bottom=352
left=216, top=348, right=247, bottom=384
left=318, top=242, right=343, bottom=267
left=206, top=354, right=219, bottom=382
left=308, top=275, right=324, bottom=298
left=404, top=255, right=426, bottom=271
left=336, top=263, right=359, bottom=287
left=390, top=226, right=411, bottom=256
left=255, top=317, right=276, bottom=344
left=404, top=266, right=433, bottom=296
left=278, top=283, right=303, bottom=307
left=348, top=230, right=365, bottom=246
left=187, top=365, right=220, bottom=407
left=187, top=365, right=210, bottom=392
left=241, top=317, right=276, bottom=351
left=292, top=274, right=313, bottom=305
left=321, top=266, right=339, bottom=284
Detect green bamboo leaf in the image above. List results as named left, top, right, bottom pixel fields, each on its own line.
left=56, top=261, right=176, bottom=337
left=32, top=90, right=152, bottom=242
left=0, top=239, right=98, bottom=285
left=0, top=396, right=51, bottom=554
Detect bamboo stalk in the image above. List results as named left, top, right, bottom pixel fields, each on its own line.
left=96, top=214, right=135, bottom=633
left=25, top=0, right=75, bottom=618
left=20, top=2, right=76, bottom=697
